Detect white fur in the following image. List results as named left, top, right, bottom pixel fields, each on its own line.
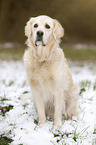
left=24, top=15, right=79, bottom=127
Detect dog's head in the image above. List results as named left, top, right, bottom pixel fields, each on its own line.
left=25, top=15, right=64, bottom=61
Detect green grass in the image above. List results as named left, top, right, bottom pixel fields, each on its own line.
left=80, top=80, right=91, bottom=89
left=79, top=88, right=86, bottom=95
left=79, top=80, right=96, bottom=95
left=0, top=135, right=13, bottom=145
left=50, top=126, right=90, bottom=144
left=63, top=48, right=96, bottom=61
left=0, top=105, right=14, bottom=116
left=93, top=82, right=96, bottom=91
left=93, top=129, right=96, bottom=134
left=0, top=48, right=24, bottom=60
left=0, top=46, right=96, bottom=61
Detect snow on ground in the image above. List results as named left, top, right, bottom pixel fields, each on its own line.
left=0, top=60, right=96, bottom=145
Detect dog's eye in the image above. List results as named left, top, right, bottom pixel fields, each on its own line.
left=34, top=24, right=38, bottom=28
left=45, top=24, right=50, bottom=29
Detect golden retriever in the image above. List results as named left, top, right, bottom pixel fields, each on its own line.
left=23, top=15, right=79, bottom=127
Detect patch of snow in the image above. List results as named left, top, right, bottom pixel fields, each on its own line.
left=0, top=60, right=96, bottom=145
left=74, top=44, right=88, bottom=49
left=0, top=42, right=20, bottom=49
left=73, top=44, right=96, bottom=50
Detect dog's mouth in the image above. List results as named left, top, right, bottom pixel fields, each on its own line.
left=35, top=31, right=46, bottom=47
left=35, top=39, right=46, bottom=47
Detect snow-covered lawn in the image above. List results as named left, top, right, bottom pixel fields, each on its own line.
left=0, top=60, right=96, bottom=145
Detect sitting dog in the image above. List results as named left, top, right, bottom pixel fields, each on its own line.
left=24, top=15, right=79, bottom=127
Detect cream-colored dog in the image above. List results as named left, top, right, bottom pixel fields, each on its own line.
left=24, top=15, right=79, bottom=127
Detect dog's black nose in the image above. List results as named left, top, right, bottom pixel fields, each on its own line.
left=37, top=31, right=44, bottom=37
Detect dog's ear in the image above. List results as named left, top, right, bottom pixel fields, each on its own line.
left=53, top=19, right=64, bottom=40
left=25, top=18, right=34, bottom=37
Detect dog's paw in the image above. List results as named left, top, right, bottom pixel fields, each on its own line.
left=39, top=122, right=45, bottom=127
left=39, top=119, right=45, bottom=127
left=54, top=119, right=62, bottom=127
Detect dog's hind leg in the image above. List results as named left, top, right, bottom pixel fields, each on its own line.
left=65, top=84, right=80, bottom=118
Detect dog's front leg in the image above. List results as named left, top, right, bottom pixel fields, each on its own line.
left=33, top=89, right=46, bottom=126
left=54, top=90, right=63, bottom=127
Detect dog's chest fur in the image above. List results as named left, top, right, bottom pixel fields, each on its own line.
left=31, top=60, right=55, bottom=86
left=24, top=48, right=64, bottom=90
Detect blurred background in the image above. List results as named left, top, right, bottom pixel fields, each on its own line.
left=0, top=0, right=96, bottom=44
left=0, top=0, right=96, bottom=61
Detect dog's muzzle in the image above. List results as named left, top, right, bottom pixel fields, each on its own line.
left=35, top=31, right=46, bottom=46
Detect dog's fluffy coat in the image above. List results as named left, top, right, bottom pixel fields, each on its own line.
left=24, top=15, right=79, bottom=126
